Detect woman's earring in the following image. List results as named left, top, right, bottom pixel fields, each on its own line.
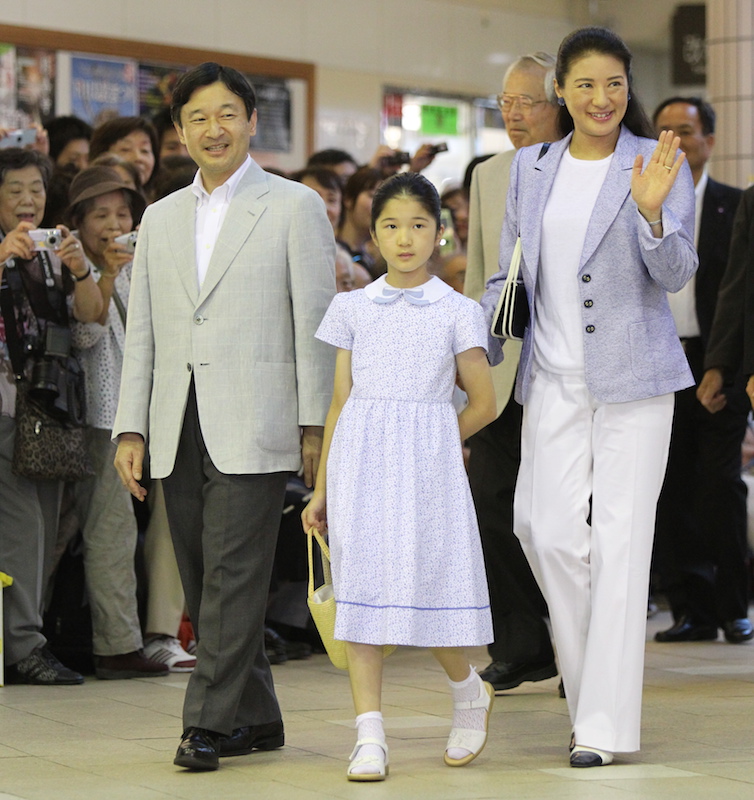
left=628, top=93, right=632, bottom=101
left=557, top=97, right=565, bottom=107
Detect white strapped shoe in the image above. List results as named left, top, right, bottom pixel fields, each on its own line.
left=444, top=680, right=495, bottom=767
left=347, top=737, right=389, bottom=781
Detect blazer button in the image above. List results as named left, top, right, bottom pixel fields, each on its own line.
left=194, top=315, right=204, bottom=324
left=187, top=363, right=192, bottom=372
left=584, top=299, right=593, bottom=308
left=582, top=274, right=591, bottom=283
left=586, top=325, right=595, bottom=333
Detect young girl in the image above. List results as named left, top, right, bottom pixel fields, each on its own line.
left=302, top=172, right=497, bottom=782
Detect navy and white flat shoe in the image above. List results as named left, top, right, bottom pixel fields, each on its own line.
left=570, top=745, right=613, bottom=767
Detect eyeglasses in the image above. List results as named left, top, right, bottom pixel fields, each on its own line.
left=496, top=94, right=549, bottom=112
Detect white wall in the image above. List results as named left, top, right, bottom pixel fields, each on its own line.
left=2, top=1, right=676, bottom=166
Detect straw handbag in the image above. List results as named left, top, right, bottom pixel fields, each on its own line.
left=307, top=527, right=396, bottom=670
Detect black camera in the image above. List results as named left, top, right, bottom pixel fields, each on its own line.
left=29, top=323, right=71, bottom=404
left=28, top=324, right=86, bottom=425
left=382, top=151, right=411, bottom=167
left=427, top=143, right=449, bottom=156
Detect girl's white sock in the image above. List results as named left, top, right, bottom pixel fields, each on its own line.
left=447, top=668, right=486, bottom=760
left=351, top=711, right=387, bottom=775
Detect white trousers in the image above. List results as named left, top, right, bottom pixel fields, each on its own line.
left=514, top=367, right=674, bottom=753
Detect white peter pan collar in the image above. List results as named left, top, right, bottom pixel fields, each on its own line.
left=363, top=274, right=453, bottom=306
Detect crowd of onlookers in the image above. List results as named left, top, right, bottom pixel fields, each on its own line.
left=0, top=108, right=475, bottom=686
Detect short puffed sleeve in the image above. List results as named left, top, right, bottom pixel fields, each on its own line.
left=315, top=292, right=354, bottom=350
left=452, top=297, right=489, bottom=355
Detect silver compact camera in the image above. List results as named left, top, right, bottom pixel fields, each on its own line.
left=114, top=231, right=138, bottom=254
left=29, top=228, right=63, bottom=251
left=0, top=128, right=37, bottom=149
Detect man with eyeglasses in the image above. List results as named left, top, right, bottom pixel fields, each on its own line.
left=464, top=52, right=561, bottom=694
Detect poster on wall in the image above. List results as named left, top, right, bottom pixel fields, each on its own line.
left=139, top=62, right=185, bottom=117
left=70, top=54, right=138, bottom=125
left=248, top=76, right=291, bottom=153
left=0, top=44, right=16, bottom=127
left=16, top=46, right=56, bottom=125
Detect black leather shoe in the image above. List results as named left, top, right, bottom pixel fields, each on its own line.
left=654, top=617, right=718, bottom=642
left=217, top=720, right=285, bottom=757
left=265, top=627, right=288, bottom=664
left=722, top=618, right=754, bottom=644
left=174, top=727, right=220, bottom=770
left=479, top=659, right=558, bottom=691
left=264, top=627, right=312, bottom=663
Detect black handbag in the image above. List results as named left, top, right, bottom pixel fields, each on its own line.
left=491, top=236, right=528, bottom=341
left=490, top=142, right=551, bottom=342
left=12, top=380, right=94, bottom=481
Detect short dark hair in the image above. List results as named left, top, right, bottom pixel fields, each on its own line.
left=291, top=166, right=343, bottom=194
left=307, top=148, right=357, bottom=170
left=555, top=26, right=654, bottom=140
left=89, top=117, right=159, bottom=161
left=370, top=172, right=441, bottom=232
left=652, top=96, right=716, bottom=136
left=342, top=167, right=383, bottom=209
left=89, top=116, right=160, bottom=186
left=46, top=115, right=93, bottom=161
left=170, top=62, right=256, bottom=124
left=0, top=148, right=53, bottom=191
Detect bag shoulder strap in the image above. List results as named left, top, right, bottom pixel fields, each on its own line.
left=1, top=270, right=28, bottom=379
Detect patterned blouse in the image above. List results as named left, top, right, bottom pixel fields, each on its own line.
left=71, top=255, right=131, bottom=430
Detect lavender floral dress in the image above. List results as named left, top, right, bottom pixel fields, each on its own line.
left=316, top=275, right=493, bottom=647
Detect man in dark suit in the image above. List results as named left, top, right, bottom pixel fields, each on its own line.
left=700, top=185, right=754, bottom=406
left=651, top=97, right=752, bottom=644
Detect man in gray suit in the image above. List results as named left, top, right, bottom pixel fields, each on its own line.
left=464, top=52, right=561, bottom=692
left=113, top=63, right=335, bottom=770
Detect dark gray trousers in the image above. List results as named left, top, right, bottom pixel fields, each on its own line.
left=162, top=384, right=287, bottom=734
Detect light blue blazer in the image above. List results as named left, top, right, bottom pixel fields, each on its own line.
left=481, top=126, right=698, bottom=405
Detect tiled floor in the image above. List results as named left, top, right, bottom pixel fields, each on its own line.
left=1, top=610, right=753, bottom=799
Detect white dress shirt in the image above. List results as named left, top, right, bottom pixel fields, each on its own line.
left=667, top=169, right=706, bottom=338
left=191, top=155, right=252, bottom=288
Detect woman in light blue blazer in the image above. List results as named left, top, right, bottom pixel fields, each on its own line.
left=481, top=27, right=698, bottom=768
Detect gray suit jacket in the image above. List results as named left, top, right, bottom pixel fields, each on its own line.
left=465, top=149, right=522, bottom=416
left=112, top=159, right=336, bottom=478
left=481, top=127, right=698, bottom=405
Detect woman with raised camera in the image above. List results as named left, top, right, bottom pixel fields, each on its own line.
left=0, top=147, right=102, bottom=685
left=66, top=166, right=168, bottom=680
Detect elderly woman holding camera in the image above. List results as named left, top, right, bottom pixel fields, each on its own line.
left=0, top=147, right=102, bottom=685
left=66, top=166, right=167, bottom=680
